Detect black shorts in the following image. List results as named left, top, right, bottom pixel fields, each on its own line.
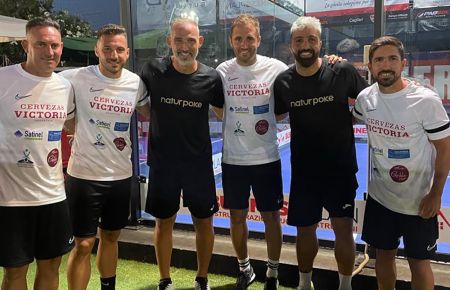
left=65, top=175, right=131, bottom=237
left=222, top=160, right=283, bottom=212
left=146, top=160, right=218, bottom=219
left=0, top=200, right=74, bottom=268
left=362, top=195, right=438, bottom=260
left=287, top=174, right=358, bottom=227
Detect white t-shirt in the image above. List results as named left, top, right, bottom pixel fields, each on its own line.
left=60, top=65, right=148, bottom=181
left=0, top=64, right=75, bottom=206
left=216, top=55, right=288, bottom=165
left=353, top=80, right=450, bottom=215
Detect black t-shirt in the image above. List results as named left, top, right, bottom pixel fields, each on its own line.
left=274, top=59, right=368, bottom=177
left=139, top=57, right=224, bottom=167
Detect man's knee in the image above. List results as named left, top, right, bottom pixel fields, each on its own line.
left=73, top=237, right=96, bottom=256
left=230, top=210, right=247, bottom=225
left=99, top=229, right=121, bottom=243
left=261, top=211, right=280, bottom=225
left=3, top=265, right=29, bottom=281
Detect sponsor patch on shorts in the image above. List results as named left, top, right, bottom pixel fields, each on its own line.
left=388, top=149, right=410, bottom=159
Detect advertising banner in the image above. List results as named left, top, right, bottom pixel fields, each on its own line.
left=306, top=0, right=409, bottom=17
left=414, top=0, right=450, bottom=8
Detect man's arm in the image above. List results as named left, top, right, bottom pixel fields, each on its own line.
left=212, top=106, right=223, bottom=119
left=419, top=135, right=450, bottom=218
left=64, top=118, right=75, bottom=135
left=136, top=103, right=150, bottom=121
left=276, top=113, right=288, bottom=122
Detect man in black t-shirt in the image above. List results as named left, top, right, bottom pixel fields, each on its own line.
left=139, top=18, right=224, bottom=290
left=274, top=16, right=367, bottom=290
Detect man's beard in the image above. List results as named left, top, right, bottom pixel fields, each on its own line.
left=294, top=49, right=319, bottom=68
left=373, top=70, right=400, bottom=87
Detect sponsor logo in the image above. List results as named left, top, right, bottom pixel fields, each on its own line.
left=48, top=130, right=62, bottom=141
left=388, top=149, right=410, bottom=159
left=89, top=87, right=103, bottom=92
left=90, top=119, right=111, bottom=130
left=114, top=122, right=129, bottom=132
left=68, top=236, right=75, bottom=244
left=47, top=148, right=59, bottom=167
left=89, top=118, right=96, bottom=125
left=23, top=130, right=44, bottom=140
left=389, top=165, right=409, bottom=183
left=17, top=149, right=34, bottom=167
left=229, top=106, right=249, bottom=114
left=349, top=17, right=364, bottom=23
left=290, top=95, right=334, bottom=107
left=94, top=134, right=106, bottom=149
left=160, top=97, right=202, bottom=108
left=372, top=147, right=383, bottom=155
left=113, top=137, right=127, bottom=151
left=228, top=77, right=239, bottom=81
left=210, top=204, right=215, bottom=211
left=427, top=241, right=437, bottom=251
left=234, top=121, right=245, bottom=136
left=417, top=10, right=449, bottom=19
left=255, top=119, right=269, bottom=135
left=342, top=204, right=352, bottom=210
left=15, top=93, right=32, bottom=100
left=253, top=104, right=269, bottom=114
left=14, top=130, right=23, bottom=138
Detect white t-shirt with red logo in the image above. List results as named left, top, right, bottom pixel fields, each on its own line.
left=60, top=65, right=148, bottom=181
left=353, top=80, right=450, bottom=215
left=216, top=55, right=288, bottom=165
left=0, top=64, right=75, bottom=206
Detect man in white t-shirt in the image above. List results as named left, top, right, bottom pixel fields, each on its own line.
left=60, top=24, right=149, bottom=290
left=215, top=14, right=288, bottom=290
left=0, top=17, right=75, bottom=290
left=353, top=36, right=450, bottom=290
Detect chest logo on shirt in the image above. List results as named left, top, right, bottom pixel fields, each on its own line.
left=15, top=93, right=32, bottom=100
left=234, top=121, right=245, bottom=136
left=47, top=148, right=59, bottom=167
left=17, top=149, right=34, bottom=167
left=230, top=106, right=249, bottom=114
left=255, top=119, right=269, bottom=135
left=290, top=95, right=334, bottom=107
left=89, top=87, right=103, bottom=93
left=160, top=97, right=202, bottom=108
left=113, top=137, right=127, bottom=151
left=89, top=118, right=111, bottom=130
left=253, top=104, right=269, bottom=114
left=389, top=165, right=409, bottom=183
left=93, top=134, right=106, bottom=149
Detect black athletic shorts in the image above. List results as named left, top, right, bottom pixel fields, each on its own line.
left=222, top=160, right=283, bottom=212
left=287, top=174, right=358, bottom=227
left=146, top=159, right=218, bottom=219
left=0, top=200, right=74, bottom=268
left=362, top=195, right=438, bottom=260
left=65, top=175, right=132, bottom=237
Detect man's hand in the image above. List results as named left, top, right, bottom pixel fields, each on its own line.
left=419, top=191, right=441, bottom=219
left=324, top=54, right=345, bottom=64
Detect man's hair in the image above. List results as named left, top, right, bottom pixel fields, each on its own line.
left=230, top=13, right=260, bottom=37
left=369, top=36, right=405, bottom=63
left=26, top=17, right=60, bottom=34
left=290, top=16, right=321, bottom=37
left=96, top=24, right=127, bottom=39
left=170, top=17, right=199, bottom=33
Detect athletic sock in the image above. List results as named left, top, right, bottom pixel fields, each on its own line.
left=338, top=273, right=352, bottom=290
left=298, top=271, right=312, bottom=290
left=100, top=275, right=116, bottom=290
left=238, top=256, right=251, bottom=272
left=266, top=259, right=279, bottom=278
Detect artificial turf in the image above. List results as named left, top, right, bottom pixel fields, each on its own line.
left=0, top=254, right=293, bottom=289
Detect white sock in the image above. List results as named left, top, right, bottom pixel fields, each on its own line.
left=238, top=256, right=251, bottom=272
left=298, top=271, right=312, bottom=290
left=338, top=273, right=352, bottom=290
left=266, top=259, right=279, bottom=278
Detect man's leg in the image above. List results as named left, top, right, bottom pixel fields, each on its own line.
left=155, top=215, right=177, bottom=279
left=97, top=229, right=121, bottom=288
left=35, top=256, right=62, bottom=290
left=192, top=216, right=214, bottom=278
left=261, top=211, right=282, bottom=262
left=408, top=258, right=434, bottom=290
left=1, top=264, right=29, bottom=290
left=331, top=217, right=355, bottom=290
left=375, top=249, right=397, bottom=290
left=67, top=236, right=96, bottom=290
left=297, top=224, right=318, bottom=290
left=230, top=209, right=249, bottom=260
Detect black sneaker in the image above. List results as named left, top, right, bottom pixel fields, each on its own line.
left=157, top=278, right=174, bottom=290
left=236, top=266, right=256, bottom=289
left=194, top=277, right=210, bottom=290
left=264, top=277, right=279, bottom=290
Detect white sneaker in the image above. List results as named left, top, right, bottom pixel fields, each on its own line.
left=194, top=279, right=210, bottom=290
left=297, top=281, right=314, bottom=290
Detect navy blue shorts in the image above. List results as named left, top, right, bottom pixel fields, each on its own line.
left=222, top=160, right=283, bottom=212
left=65, top=175, right=131, bottom=237
left=287, top=174, right=358, bottom=227
left=146, top=160, right=218, bottom=219
left=362, top=195, right=438, bottom=260
left=0, top=200, right=74, bottom=267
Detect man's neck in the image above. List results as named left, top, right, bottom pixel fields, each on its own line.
left=171, top=57, right=198, bottom=74
left=295, top=58, right=322, bottom=77
left=378, top=78, right=408, bottom=94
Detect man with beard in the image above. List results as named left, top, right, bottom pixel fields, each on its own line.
left=139, top=18, right=224, bottom=290
left=353, top=36, right=450, bottom=290
left=60, top=24, right=149, bottom=290
left=273, top=16, right=367, bottom=290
